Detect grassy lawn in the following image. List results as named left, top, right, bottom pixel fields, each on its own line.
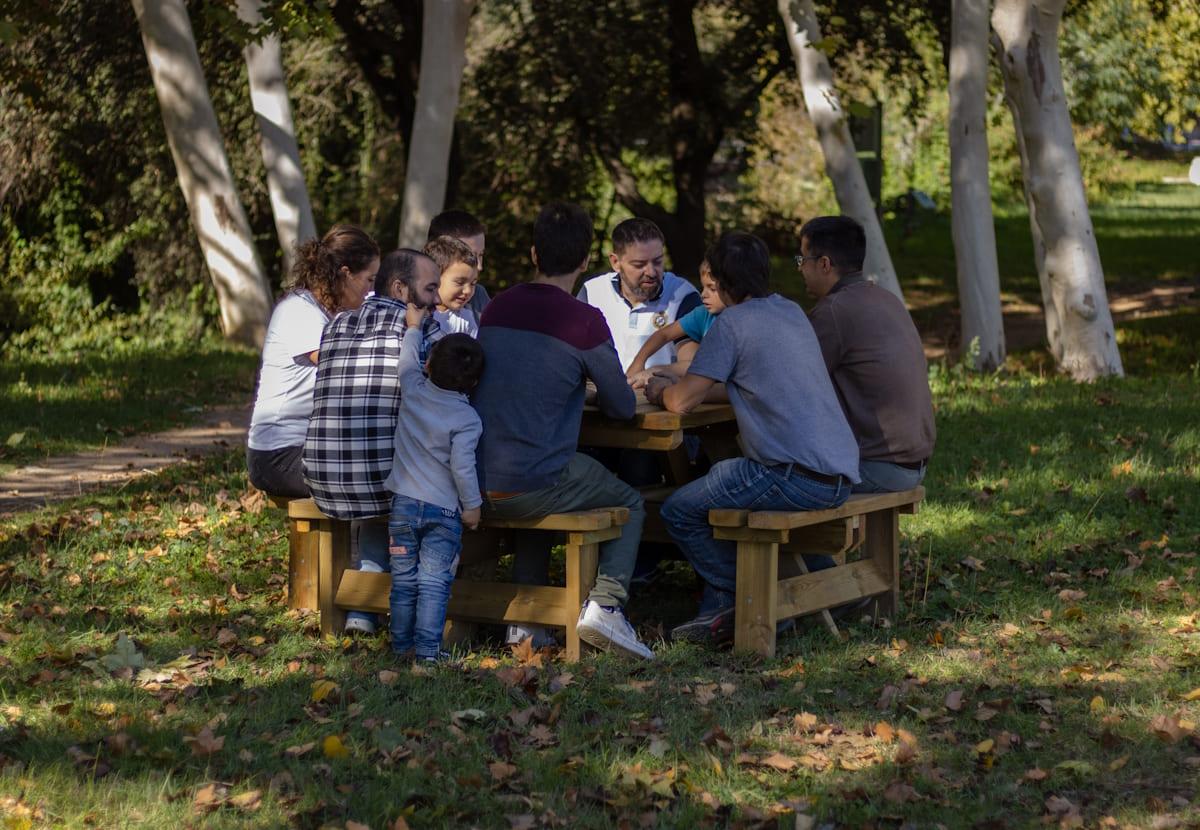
left=1, top=365, right=1197, bottom=828
left=0, top=338, right=258, bottom=477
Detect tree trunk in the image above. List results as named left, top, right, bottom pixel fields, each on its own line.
left=992, top=0, right=1123, bottom=379
left=777, top=0, right=901, bottom=299
left=397, top=0, right=475, bottom=249
left=237, top=0, right=317, bottom=275
left=131, top=0, right=273, bottom=348
left=949, top=0, right=1005, bottom=371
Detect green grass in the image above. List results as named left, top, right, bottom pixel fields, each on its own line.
left=1, top=367, right=1198, bottom=828
left=0, top=337, right=258, bottom=476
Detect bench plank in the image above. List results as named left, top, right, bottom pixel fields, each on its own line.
left=484, top=508, right=624, bottom=532
left=748, top=487, right=924, bottom=530
left=775, top=559, right=891, bottom=619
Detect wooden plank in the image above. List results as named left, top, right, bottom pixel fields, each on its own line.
left=484, top=510, right=612, bottom=532
left=577, top=424, right=682, bottom=451
left=733, top=541, right=779, bottom=657
left=334, top=570, right=390, bottom=612
left=748, top=487, right=924, bottom=530
left=318, top=519, right=351, bottom=636
left=633, top=403, right=736, bottom=432
left=784, top=519, right=854, bottom=555
left=564, top=541, right=599, bottom=662
left=446, top=581, right=568, bottom=627
left=775, top=559, right=890, bottom=620
left=288, top=498, right=328, bottom=521
left=713, top=526, right=789, bottom=543
left=287, top=519, right=319, bottom=611
left=865, top=508, right=900, bottom=618
left=566, top=526, right=622, bottom=547
left=335, top=572, right=571, bottom=629
left=708, top=508, right=750, bottom=527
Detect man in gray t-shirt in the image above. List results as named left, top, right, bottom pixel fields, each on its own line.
left=647, top=231, right=859, bottom=646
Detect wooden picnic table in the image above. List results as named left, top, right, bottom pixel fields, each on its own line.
left=579, top=397, right=737, bottom=452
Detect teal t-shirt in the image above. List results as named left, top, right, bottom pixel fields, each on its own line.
left=677, top=306, right=716, bottom=342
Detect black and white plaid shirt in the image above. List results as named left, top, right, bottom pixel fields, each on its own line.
left=303, top=296, right=445, bottom=519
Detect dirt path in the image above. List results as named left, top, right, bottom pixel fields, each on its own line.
left=0, top=404, right=250, bottom=516
left=0, top=279, right=1194, bottom=517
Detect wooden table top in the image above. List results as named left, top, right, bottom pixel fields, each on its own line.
left=582, top=396, right=735, bottom=432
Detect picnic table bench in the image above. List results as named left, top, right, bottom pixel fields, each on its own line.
left=708, top=486, right=924, bottom=657
left=284, top=497, right=629, bottom=661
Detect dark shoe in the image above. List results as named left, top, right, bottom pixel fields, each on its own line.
left=671, top=608, right=735, bottom=645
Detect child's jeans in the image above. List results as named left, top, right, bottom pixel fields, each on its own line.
left=387, top=495, right=462, bottom=659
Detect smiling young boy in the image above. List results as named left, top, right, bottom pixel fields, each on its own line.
left=423, top=235, right=481, bottom=338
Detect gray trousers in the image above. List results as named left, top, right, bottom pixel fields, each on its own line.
left=484, top=453, right=645, bottom=608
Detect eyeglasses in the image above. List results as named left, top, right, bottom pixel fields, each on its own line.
left=793, top=254, right=822, bottom=268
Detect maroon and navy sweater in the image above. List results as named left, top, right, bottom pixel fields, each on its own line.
left=472, top=282, right=635, bottom=493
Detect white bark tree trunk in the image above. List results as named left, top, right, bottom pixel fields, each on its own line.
left=237, top=0, right=316, bottom=274
left=131, top=0, right=273, bottom=348
left=992, top=0, right=1123, bottom=379
left=397, top=0, right=475, bottom=249
left=949, top=0, right=1005, bottom=371
left=777, top=0, right=901, bottom=299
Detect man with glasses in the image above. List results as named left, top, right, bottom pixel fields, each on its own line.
left=796, top=216, right=935, bottom=495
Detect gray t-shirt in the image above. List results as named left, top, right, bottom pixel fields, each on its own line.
left=689, top=294, right=860, bottom=482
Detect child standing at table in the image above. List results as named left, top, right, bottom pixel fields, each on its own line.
left=625, top=254, right=726, bottom=388
left=383, top=302, right=485, bottom=662
left=424, top=236, right=481, bottom=338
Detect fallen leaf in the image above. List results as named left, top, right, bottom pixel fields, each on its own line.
left=1057, top=589, right=1087, bottom=602
left=1108, top=755, right=1129, bottom=771
left=974, top=739, right=994, bottom=754
left=323, top=735, right=350, bottom=759
left=760, top=752, right=797, bottom=772
left=489, top=761, right=517, bottom=782
left=1024, top=767, right=1049, bottom=781
left=882, top=780, right=920, bottom=803
left=229, top=790, right=262, bottom=811
left=1182, top=688, right=1200, bottom=702
left=311, top=679, right=339, bottom=703
left=101, top=633, right=145, bottom=672
left=183, top=726, right=224, bottom=757
left=378, top=670, right=399, bottom=686
left=874, top=721, right=895, bottom=743
left=961, top=556, right=986, bottom=572
left=283, top=741, right=315, bottom=758
left=346, top=822, right=371, bottom=830
left=216, top=628, right=238, bottom=647
left=945, top=690, right=964, bottom=712
left=1090, top=695, right=1106, bottom=715
left=1150, top=714, right=1188, bottom=743
left=192, top=783, right=225, bottom=813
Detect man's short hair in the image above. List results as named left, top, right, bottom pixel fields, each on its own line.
left=708, top=231, right=770, bottom=304
left=427, top=209, right=486, bottom=241
left=427, top=333, right=484, bottom=393
left=799, top=215, right=867, bottom=273
left=375, top=249, right=434, bottom=296
left=532, top=202, right=593, bottom=277
left=423, top=236, right=478, bottom=273
left=611, top=217, right=664, bottom=255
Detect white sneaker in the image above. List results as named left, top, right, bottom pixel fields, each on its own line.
left=344, top=616, right=377, bottom=636
left=575, top=601, right=655, bottom=660
left=505, top=624, right=557, bottom=649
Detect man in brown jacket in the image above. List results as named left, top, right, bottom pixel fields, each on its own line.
left=797, top=216, right=935, bottom=494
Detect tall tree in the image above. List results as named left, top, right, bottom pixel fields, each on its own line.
left=777, top=0, right=901, bottom=299
left=237, top=0, right=317, bottom=274
left=992, top=0, right=1122, bottom=380
left=131, top=0, right=273, bottom=347
left=949, top=0, right=1004, bottom=370
left=397, top=0, right=475, bottom=248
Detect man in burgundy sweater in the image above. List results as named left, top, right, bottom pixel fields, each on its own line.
left=471, top=203, right=654, bottom=660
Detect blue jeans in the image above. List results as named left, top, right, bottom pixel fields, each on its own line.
left=660, top=458, right=849, bottom=615
left=387, top=495, right=462, bottom=659
left=854, top=459, right=927, bottom=494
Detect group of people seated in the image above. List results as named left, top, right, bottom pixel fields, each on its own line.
left=246, top=203, right=935, bottom=663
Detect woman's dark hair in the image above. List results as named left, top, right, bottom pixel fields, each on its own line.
left=532, top=202, right=593, bottom=277
left=708, top=231, right=770, bottom=304
left=289, top=225, right=380, bottom=314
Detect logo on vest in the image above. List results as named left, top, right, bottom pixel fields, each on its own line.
left=652, top=312, right=668, bottom=329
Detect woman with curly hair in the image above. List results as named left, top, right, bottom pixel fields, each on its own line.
left=247, top=225, right=380, bottom=497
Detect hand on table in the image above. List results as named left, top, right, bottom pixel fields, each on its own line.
left=644, top=372, right=678, bottom=407
left=626, top=368, right=655, bottom=390
left=461, top=506, right=481, bottom=530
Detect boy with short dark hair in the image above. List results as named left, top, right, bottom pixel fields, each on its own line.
left=428, top=209, right=489, bottom=315
left=423, top=235, right=481, bottom=338
left=383, top=304, right=485, bottom=663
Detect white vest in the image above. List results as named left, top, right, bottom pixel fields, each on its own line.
left=580, top=272, right=699, bottom=371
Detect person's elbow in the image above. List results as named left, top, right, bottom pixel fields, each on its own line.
left=662, top=384, right=698, bottom=414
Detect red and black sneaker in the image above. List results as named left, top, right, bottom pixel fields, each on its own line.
left=670, top=608, right=735, bottom=645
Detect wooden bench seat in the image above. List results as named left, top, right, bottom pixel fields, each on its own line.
left=285, top=498, right=630, bottom=661
left=708, top=486, right=924, bottom=657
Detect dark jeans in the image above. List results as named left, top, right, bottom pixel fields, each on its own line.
left=485, top=453, right=645, bottom=608
left=246, top=445, right=307, bottom=498
left=660, top=458, right=849, bottom=615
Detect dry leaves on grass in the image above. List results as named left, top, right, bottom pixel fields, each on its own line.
left=183, top=726, right=224, bottom=757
